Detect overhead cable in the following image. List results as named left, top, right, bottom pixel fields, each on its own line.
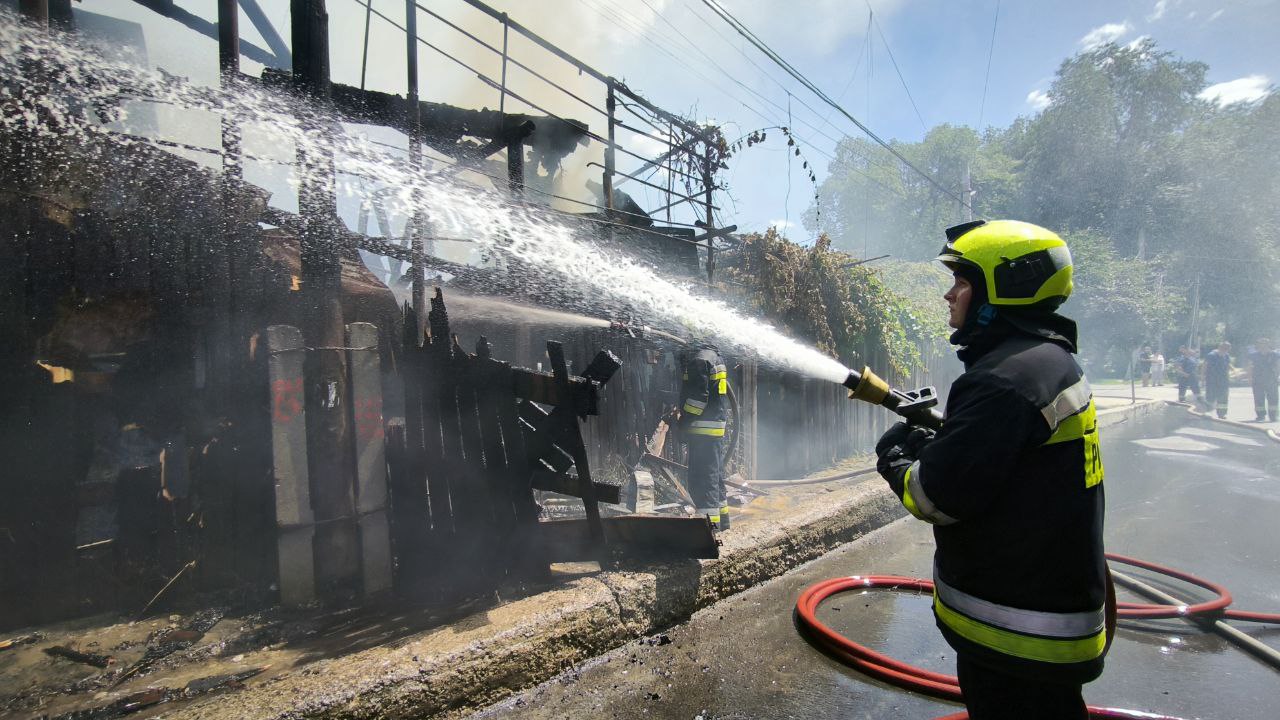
left=698, top=0, right=972, bottom=210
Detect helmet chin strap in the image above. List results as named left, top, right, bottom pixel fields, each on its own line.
left=976, top=303, right=997, bottom=326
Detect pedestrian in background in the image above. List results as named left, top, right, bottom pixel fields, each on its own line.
left=1174, top=345, right=1202, bottom=405
left=1203, top=342, right=1232, bottom=419
left=1152, top=351, right=1167, bottom=386
left=1248, top=338, right=1279, bottom=422
left=1138, top=345, right=1153, bottom=386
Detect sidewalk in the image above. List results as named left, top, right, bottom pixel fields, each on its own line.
left=4, top=398, right=1169, bottom=720
left=1093, top=381, right=1279, bottom=430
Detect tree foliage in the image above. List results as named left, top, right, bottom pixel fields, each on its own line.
left=720, top=228, right=923, bottom=377
left=803, top=38, right=1279, bottom=371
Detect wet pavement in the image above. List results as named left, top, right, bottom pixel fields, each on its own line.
left=470, top=410, right=1280, bottom=720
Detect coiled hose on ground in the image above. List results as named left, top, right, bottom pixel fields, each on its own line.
left=795, top=553, right=1280, bottom=720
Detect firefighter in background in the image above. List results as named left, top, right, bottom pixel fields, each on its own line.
left=678, top=345, right=731, bottom=530
left=1203, top=341, right=1232, bottom=419
left=1249, top=337, right=1280, bottom=422
left=876, top=220, right=1111, bottom=720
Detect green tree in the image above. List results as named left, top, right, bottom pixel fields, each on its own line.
left=1014, top=39, right=1207, bottom=258
left=804, top=125, right=1019, bottom=261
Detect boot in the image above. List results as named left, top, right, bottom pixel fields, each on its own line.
left=718, top=506, right=730, bottom=531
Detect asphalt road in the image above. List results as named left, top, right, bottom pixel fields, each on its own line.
left=470, top=410, right=1280, bottom=720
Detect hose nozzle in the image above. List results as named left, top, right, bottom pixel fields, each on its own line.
left=843, top=366, right=891, bottom=404
left=841, top=365, right=945, bottom=430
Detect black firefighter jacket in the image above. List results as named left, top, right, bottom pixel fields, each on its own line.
left=896, top=327, right=1108, bottom=683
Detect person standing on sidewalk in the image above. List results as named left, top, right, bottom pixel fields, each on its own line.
left=1138, top=345, right=1154, bottom=387
left=1248, top=338, right=1279, bottom=422
left=876, top=220, right=1111, bottom=720
left=1203, top=342, right=1232, bottom=419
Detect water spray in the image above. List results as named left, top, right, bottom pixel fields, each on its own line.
left=841, top=366, right=944, bottom=430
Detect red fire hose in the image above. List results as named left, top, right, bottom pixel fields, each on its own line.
left=795, top=553, right=1280, bottom=720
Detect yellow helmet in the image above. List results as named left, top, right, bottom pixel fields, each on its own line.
left=937, top=219, right=1073, bottom=309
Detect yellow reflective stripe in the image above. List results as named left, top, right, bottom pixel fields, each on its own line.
left=688, top=419, right=726, bottom=437
left=1043, top=401, right=1104, bottom=488
left=683, top=398, right=707, bottom=415
left=710, top=371, right=727, bottom=380
left=1041, top=376, right=1092, bottom=431
left=1044, top=400, right=1093, bottom=444
left=901, top=462, right=957, bottom=525
left=717, top=378, right=728, bottom=395
left=934, top=593, right=1107, bottom=664
left=901, top=467, right=928, bottom=522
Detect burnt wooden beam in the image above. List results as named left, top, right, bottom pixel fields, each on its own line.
left=529, top=470, right=620, bottom=505
left=128, top=0, right=278, bottom=66
left=255, top=70, right=587, bottom=162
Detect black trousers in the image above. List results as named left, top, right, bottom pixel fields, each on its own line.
left=1177, top=375, right=1200, bottom=402
left=956, top=654, right=1087, bottom=720
left=1204, top=377, right=1230, bottom=418
left=686, top=436, right=725, bottom=511
left=1254, top=383, right=1279, bottom=420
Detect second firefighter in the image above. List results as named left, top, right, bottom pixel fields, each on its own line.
left=679, top=346, right=731, bottom=530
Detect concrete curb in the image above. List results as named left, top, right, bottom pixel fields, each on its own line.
left=171, top=399, right=1166, bottom=720
left=1168, top=400, right=1280, bottom=444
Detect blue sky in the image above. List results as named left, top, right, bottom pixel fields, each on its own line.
left=67, top=0, right=1279, bottom=248
left=541, top=0, right=1280, bottom=241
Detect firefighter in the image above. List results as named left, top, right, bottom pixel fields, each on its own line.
left=1248, top=337, right=1280, bottom=422
left=678, top=345, right=730, bottom=529
left=876, top=220, right=1110, bottom=720
left=1203, top=341, right=1232, bottom=419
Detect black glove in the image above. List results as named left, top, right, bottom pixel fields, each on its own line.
left=875, top=421, right=913, bottom=457
left=875, top=423, right=936, bottom=496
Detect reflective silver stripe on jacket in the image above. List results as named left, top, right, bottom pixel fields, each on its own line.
left=934, top=569, right=1105, bottom=638
left=906, top=460, right=957, bottom=525
left=1040, top=376, right=1092, bottom=431
left=690, top=420, right=727, bottom=430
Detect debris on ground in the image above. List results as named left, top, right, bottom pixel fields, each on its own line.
left=1, top=631, right=44, bottom=651
left=43, top=645, right=115, bottom=669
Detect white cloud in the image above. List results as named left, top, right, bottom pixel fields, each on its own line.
left=770, top=219, right=796, bottom=231
left=1198, top=75, right=1272, bottom=107
left=1079, top=21, right=1132, bottom=50
left=1125, top=35, right=1151, bottom=52
left=1147, top=0, right=1172, bottom=22
left=1209, top=9, right=1225, bottom=22
left=1026, top=89, right=1051, bottom=111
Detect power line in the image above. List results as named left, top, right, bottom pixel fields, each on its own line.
left=976, top=0, right=1000, bottom=132
left=574, top=0, right=906, bottom=214
left=698, top=0, right=971, bottom=211
left=867, top=3, right=927, bottom=134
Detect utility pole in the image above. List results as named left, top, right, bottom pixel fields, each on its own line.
left=1187, top=273, right=1202, bottom=350
left=405, top=0, right=427, bottom=331
left=962, top=162, right=973, bottom=222
left=703, top=141, right=715, bottom=283
left=291, top=0, right=358, bottom=594
left=603, top=81, right=616, bottom=213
